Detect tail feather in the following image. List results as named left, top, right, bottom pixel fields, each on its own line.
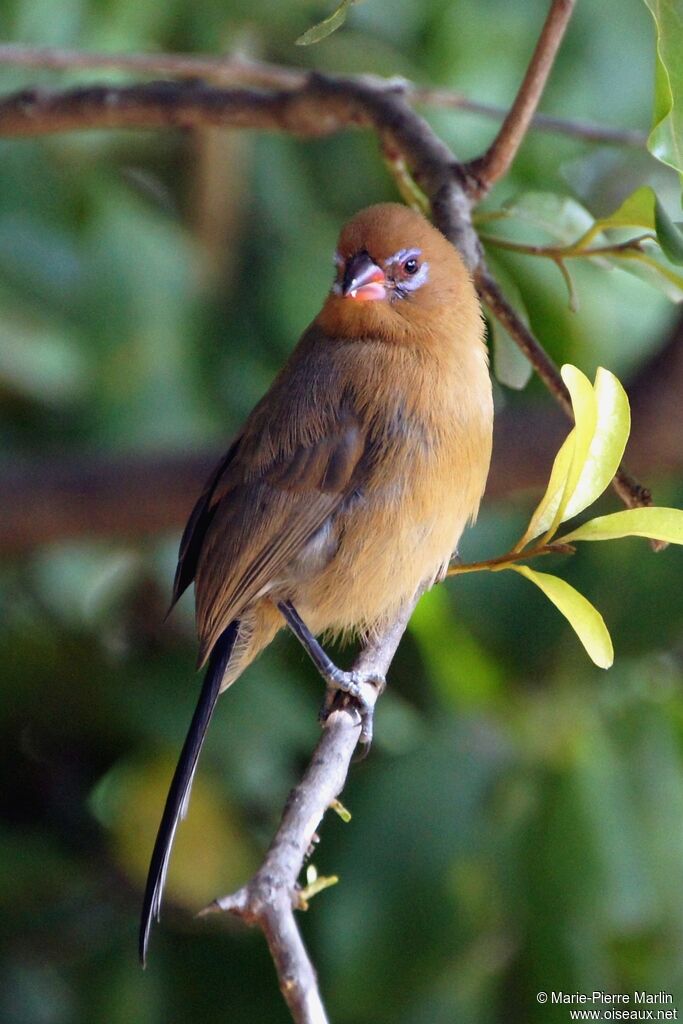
left=139, top=621, right=238, bottom=966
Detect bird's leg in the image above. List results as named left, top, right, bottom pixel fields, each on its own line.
left=277, top=601, right=385, bottom=745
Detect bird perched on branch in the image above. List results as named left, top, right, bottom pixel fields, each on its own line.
left=139, top=202, right=493, bottom=963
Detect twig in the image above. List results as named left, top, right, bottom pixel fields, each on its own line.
left=0, top=43, right=646, bottom=147
left=198, top=592, right=422, bottom=1024
left=466, top=0, right=577, bottom=194
left=476, top=265, right=572, bottom=415
left=479, top=232, right=657, bottom=260
left=200, top=709, right=360, bottom=1024
left=414, top=86, right=645, bottom=147
left=447, top=542, right=571, bottom=576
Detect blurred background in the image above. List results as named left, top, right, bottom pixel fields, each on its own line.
left=2, top=1, right=683, bottom=1021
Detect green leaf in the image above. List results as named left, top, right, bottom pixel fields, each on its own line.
left=0, top=317, right=89, bottom=405
left=584, top=186, right=683, bottom=298
left=484, top=258, right=533, bottom=390
left=509, top=566, right=614, bottom=669
left=501, top=191, right=595, bottom=244
left=643, top=0, right=683, bottom=177
left=296, top=0, right=356, bottom=45
left=557, top=507, right=683, bottom=544
left=593, top=185, right=657, bottom=232
left=655, top=196, right=683, bottom=264
left=600, top=186, right=683, bottom=265
left=613, top=245, right=683, bottom=301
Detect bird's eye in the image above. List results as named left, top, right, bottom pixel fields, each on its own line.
left=403, top=257, right=419, bottom=275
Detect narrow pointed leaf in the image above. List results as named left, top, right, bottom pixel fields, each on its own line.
left=296, top=0, right=354, bottom=45
left=552, top=365, right=600, bottom=530
left=510, top=566, right=614, bottom=668
left=562, top=367, right=631, bottom=522
left=517, top=364, right=597, bottom=548
left=558, top=507, right=683, bottom=544
left=514, top=429, right=574, bottom=550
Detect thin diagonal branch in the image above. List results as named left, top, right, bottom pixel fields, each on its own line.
left=0, top=42, right=645, bottom=147
left=466, top=0, right=577, bottom=194
left=476, top=265, right=572, bottom=414
left=414, top=85, right=645, bottom=146
left=476, top=265, right=653, bottom=512
left=198, top=592, right=421, bottom=1024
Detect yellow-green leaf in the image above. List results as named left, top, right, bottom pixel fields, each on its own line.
left=510, top=566, right=614, bottom=669
left=91, top=756, right=255, bottom=909
left=515, top=430, right=574, bottom=551
left=296, top=0, right=355, bottom=45
left=516, top=364, right=597, bottom=548
left=562, top=367, right=631, bottom=522
left=558, top=507, right=683, bottom=544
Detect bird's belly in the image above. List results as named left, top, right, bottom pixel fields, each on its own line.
left=292, top=474, right=468, bottom=639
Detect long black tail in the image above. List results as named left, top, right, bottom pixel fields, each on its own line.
left=139, top=621, right=238, bottom=966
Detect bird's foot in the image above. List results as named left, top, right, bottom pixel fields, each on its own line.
left=277, top=600, right=386, bottom=751
left=319, top=669, right=386, bottom=750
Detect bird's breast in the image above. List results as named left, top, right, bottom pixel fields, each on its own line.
left=293, top=366, right=492, bottom=638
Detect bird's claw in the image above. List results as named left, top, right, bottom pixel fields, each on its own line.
left=318, top=669, right=386, bottom=752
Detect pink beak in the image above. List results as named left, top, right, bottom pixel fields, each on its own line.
left=341, top=252, right=386, bottom=302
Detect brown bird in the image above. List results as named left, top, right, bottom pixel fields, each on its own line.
left=139, top=202, right=493, bottom=963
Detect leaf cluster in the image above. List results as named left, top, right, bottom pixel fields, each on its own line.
left=450, top=365, right=683, bottom=668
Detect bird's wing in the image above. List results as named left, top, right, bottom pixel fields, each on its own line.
left=171, top=436, right=243, bottom=607
left=175, top=397, right=369, bottom=665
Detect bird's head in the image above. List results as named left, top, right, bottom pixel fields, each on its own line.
left=317, top=203, right=482, bottom=347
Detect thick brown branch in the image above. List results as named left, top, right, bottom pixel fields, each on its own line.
left=0, top=74, right=483, bottom=270
left=0, top=43, right=645, bottom=147
left=0, top=449, right=218, bottom=554
left=0, top=79, right=342, bottom=138
left=467, top=0, right=577, bottom=194
left=3, top=380, right=678, bottom=558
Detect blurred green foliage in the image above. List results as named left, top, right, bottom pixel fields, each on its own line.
left=1, top=2, right=683, bottom=1022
